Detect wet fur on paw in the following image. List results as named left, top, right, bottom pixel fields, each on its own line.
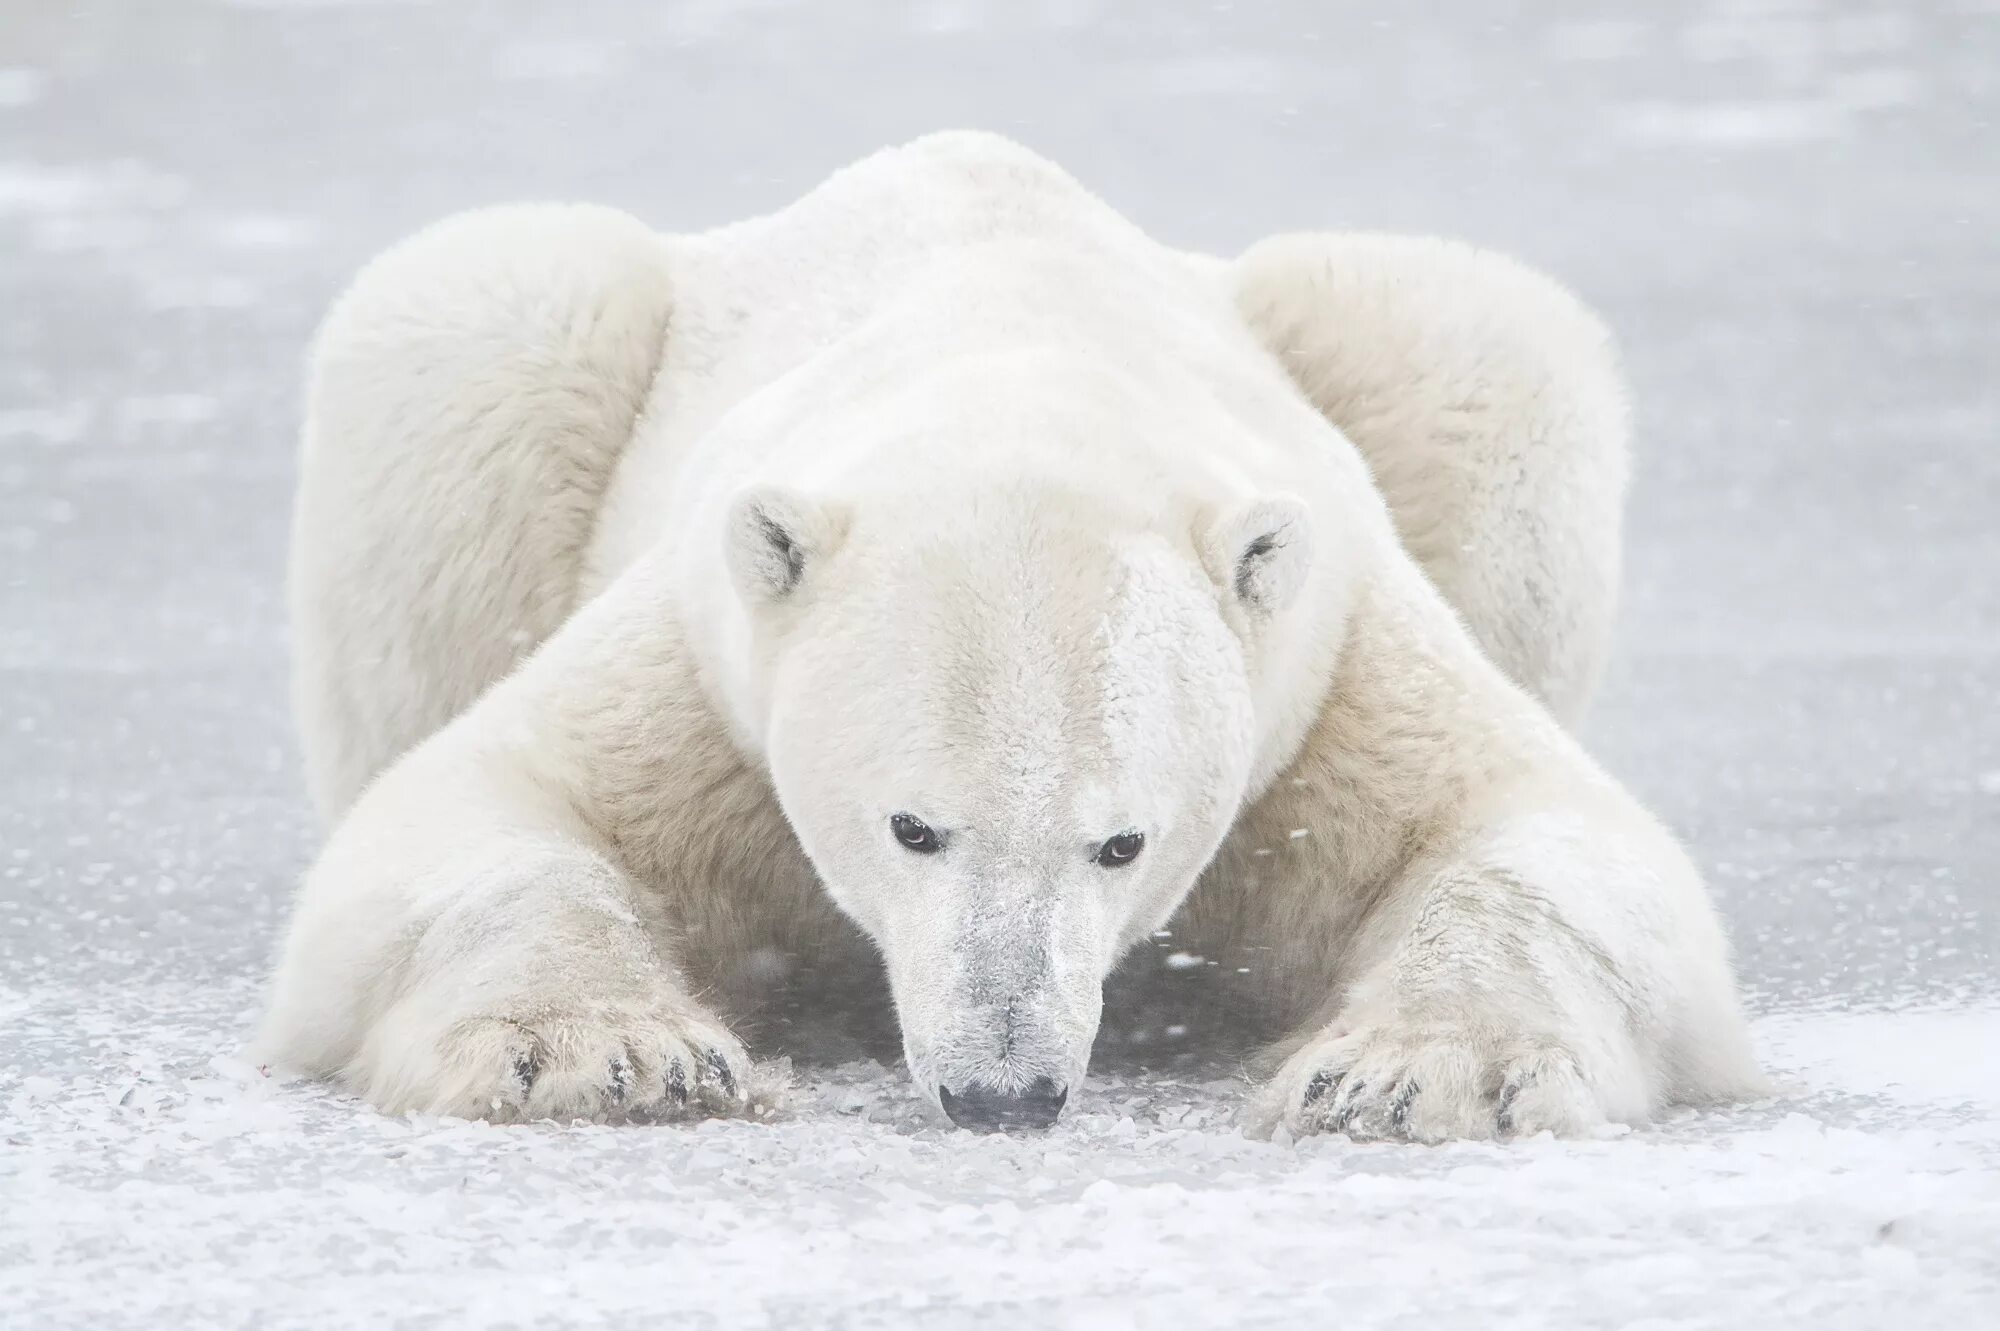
left=354, top=998, right=761, bottom=1123
left=1265, top=1026, right=1604, bottom=1143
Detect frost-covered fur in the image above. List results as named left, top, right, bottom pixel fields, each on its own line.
left=260, top=132, right=1763, bottom=1137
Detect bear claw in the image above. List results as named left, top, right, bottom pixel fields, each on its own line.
left=1277, top=1028, right=1601, bottom=1143
left=511, top=1048, right=540, bottom=1097
left=703, top=1049, right=740, bottom=1101
left=1495, top=1069, right=1532, bottom=1135
left=435, top=1008, right=750, bottom=1124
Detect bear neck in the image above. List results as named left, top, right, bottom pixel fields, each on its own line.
left=1249, top=555, right=1562, bottom=894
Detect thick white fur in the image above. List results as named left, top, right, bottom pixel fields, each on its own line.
left=1234, top=233, right=1629, bottom=723
left=261, top=132, right=1763, bottom=1136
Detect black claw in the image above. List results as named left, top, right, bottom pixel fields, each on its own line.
left=1496, top=1071, right=1533, bottom=1136
left=1302, top=1070, right=1339, bottom=1109
left=607, top=1054, right=630, bottom=1104
left=1388, top=1078, right=1419, bottom=1130
left=1331, top=1080, right=1368, bottom=1132
left=511, top=1048, right=541, bottom=1098
left=704, top=1049, right=739, bottom=1100
left=665, top=1058, right=689, bottom=1107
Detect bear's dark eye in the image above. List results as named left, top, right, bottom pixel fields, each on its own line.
left=1096, top=832, right=1145, bottom=868
left=890, top=814, right=942, bottom=854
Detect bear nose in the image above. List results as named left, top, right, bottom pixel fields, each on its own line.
left=938, top=1078, right=1068, bottom=1132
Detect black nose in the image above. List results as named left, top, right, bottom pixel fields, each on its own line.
left=938, top=1078, right=1068, bottom=1132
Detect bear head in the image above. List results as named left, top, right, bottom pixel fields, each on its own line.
left=711, top=354, right=1336, bottom=1130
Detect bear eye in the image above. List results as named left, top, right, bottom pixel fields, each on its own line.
left=890, top=814, right=942, bottom=854
left=1096, top=832, right=1145, bottom=869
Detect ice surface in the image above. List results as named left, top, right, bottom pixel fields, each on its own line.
left=4, top=983, right=1998, bottom=1327
left=3, top=0, right=1997, bottom=1326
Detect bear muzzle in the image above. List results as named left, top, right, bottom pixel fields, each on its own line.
left=937, top=1077, right=1068, bottom=1132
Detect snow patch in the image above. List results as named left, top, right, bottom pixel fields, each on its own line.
left=0, top=68, right=47, bottom=108
left=4, top=984, right=1997, bottom=1326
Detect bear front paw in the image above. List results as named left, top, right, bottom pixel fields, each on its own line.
left=382, top=999, right=753, bottom=1123
left=1270, top=1025, right=1604, bottom=1143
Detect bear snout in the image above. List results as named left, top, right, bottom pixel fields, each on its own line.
left=937, top=1077, right=1068, bottom=1132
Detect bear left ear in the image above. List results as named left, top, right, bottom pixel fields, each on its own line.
left=725, top=485, right=847, bottom=604
left=1201, top=496, right=1314, bottom=618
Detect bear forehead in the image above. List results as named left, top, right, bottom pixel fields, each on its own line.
left=859, top=529, right=1242, bottom=810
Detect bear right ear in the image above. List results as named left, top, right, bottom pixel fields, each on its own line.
left=725, top=485, right=847, bottom=604
left=1200, top=495, right=1314, bottom=619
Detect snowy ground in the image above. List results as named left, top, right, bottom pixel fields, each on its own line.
left=4, top=0, right=1998, bottom=1326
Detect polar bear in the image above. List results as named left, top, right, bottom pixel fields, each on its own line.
left=258, top=132, right=1762, bottom=1138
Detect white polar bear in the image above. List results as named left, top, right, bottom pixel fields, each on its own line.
left=258, top=132, right=1763, bottom=1138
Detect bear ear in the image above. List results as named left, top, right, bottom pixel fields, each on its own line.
left=725, top=485, right=847, bottom=604
left=1201, top=495, right=1313, bottom=618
